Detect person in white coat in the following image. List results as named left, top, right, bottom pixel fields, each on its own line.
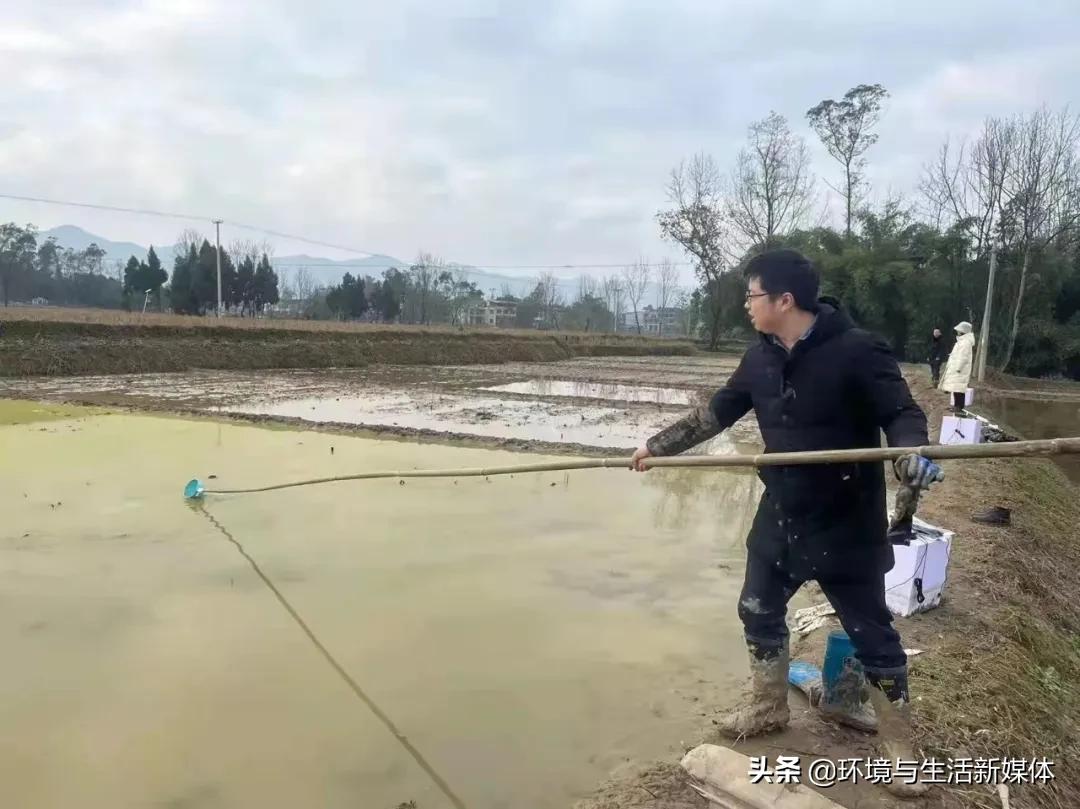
left=939, top=321, right=975, bottom=412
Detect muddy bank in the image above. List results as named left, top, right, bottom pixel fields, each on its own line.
left=0, top=317, right=694, bottom=377
left=578, top=369, right=1080, bottom=809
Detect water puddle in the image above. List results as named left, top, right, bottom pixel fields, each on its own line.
left=480, top=379, right=694, bottom=405
left=0, top=412, right=762, bottom=808
left=977, top=392, right=1080, bottom=483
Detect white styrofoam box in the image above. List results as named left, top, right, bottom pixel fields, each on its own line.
left=940, top=415, right=983, bottom=445
left=884, top=522, right=954, bottom=617
left=965, top=387, right=974, bottom=406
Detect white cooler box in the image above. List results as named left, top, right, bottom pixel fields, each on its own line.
left=940, top=414, right=983, bottom=445
left=884, top=517, right=954, bottom=617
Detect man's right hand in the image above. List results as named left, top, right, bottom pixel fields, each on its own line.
left=630, top=446, right=653, bottom=472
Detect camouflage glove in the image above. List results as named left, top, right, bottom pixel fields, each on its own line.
left=893, top=454, right=944, bottom=490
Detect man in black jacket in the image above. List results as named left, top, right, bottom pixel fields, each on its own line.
left=928, top=327, right=945, bottom=386
left=631, top=249, right=942, bottom=752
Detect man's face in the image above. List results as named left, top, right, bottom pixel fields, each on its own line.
left=933, top=329, right=942, bottom=338
left=744, top=277, right=790, bottom=334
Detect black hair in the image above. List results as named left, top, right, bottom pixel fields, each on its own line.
left=742, top=248, right=819, bottom=311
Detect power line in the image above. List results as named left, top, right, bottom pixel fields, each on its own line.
left=0, top=190, right=693, bottom=271
left=0, top=192, right=382, bottom=257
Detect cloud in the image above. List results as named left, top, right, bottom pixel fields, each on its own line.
left=1, top=0, right=1078, bottom=286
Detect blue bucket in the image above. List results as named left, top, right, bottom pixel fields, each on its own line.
left=183, top=479, right=205, bottom=500
left=821, top=629, right=857, bottom=695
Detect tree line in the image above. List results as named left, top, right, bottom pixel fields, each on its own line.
left=658, top=85, right=1080, bottom=379
left=1, top=222, right=691, bottom=335
left=278, top=253, right=692, bottom=334
left=0, top=223, right=124, bottom=309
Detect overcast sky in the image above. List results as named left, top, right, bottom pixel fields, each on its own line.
left=1, top=0, right=1078, bottom=284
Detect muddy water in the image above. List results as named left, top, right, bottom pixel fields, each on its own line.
left=978, top=392, right=1080, bottom=483
left=480, top=380, right=694, bottom=405
left=0, top=405, right=764, bottom=809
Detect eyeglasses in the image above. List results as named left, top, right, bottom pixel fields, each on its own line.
left=745, top=291, right=770, bottom=301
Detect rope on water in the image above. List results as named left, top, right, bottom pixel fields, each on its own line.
left=191, top=503, right=469, bottom=809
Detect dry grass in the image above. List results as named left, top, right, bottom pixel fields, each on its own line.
left=908, top=372, right=1080, bottom=809
left=0, top=305, right=687, bottom=343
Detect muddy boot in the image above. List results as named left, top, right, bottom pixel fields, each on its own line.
left=712, top=640, right=790, bottom=739
left=866, top=669, right=929, bottom=799
left=818, top=657, right=878, bottom=732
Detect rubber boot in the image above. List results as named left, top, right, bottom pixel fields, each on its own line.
left=818, top=656, right=878, bottom=732
left=866, top=669, right=929, bottom=799
left=712, top=640, right=790, bottom=739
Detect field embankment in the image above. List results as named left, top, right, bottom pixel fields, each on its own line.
left=0, top=307, right=695, bottom=376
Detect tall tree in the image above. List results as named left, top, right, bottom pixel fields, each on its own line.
left=0, top=223, right=38, bottom=306
left=806, top=84, right=889, bottom=238
left=657, top=154, right=737, bottom=347
left=921, top=118, right=1016, bottom=257
left=536, top=271, right=564, bottom=329
left=408, top=251, right=442, bottom=324
left=253, top=254, right=280, bottom=314
left=235, top=257, right=256, bottom=316
left=655, top=258, right=680, bottom=336
left=728, top=111, right=815, bottom=248
left=122, top=255, right=142, bottom=310
left=169, top=244, right=200, bottom=315
left=145, top=246, right=167, bottom=309
left=601, top=274, right=624, bottom=332
left=37, top=237, right=62, bottom=281
left=622, top=259, right=651, bottom=334
left=998, top=106, right=1080, bottom=369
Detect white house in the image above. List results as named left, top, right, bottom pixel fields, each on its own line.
left=619, top=305, right=685, bottom=336
left=463, top=298, right=518, bottom=327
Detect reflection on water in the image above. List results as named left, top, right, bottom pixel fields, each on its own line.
left=0, top=408, right=753, bottom=809
left=480, top=379, right=695, bottom=405
left=977, top=392, right=1080, bottom=483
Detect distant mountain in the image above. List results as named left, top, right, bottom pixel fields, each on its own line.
left=38, top=225, right=681, bottom=312
left=42, top=225, right=158, bottom=264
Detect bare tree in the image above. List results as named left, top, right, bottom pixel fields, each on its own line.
left=576, top=274, right=598, bottom=302
left=622, top=258, right=651, bottom=334
left=655, top=258, right=679, bottom=337
left=998, top=106, right=1080, bottom=369
left=293, top=267, right=316, bottom=303
left=921, top=118, right=1017, bottom=257
left=536, top=271, right=564, bottom=328
left=175, top=228, right=203, bottom=258
left=806, top=84, right=889, bottom=238
left=657, top=153, right=737, bottom=347
left=727, top=112, right=815, bottom=249
left=409, top=251, right=442, bottom=325
left=601, top=274, right=623, bottom=332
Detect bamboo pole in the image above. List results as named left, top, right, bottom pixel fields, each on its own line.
left=197, top=436, right=1080, bottom=497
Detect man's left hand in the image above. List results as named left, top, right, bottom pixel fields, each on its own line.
left=893, top=454, right=944, bottom=489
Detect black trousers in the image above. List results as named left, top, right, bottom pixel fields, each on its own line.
left=951, top=391, right=966, bottom=410
left=737, top=549, right=906, bottom=675
left=929, top=360, right=942, bottom=386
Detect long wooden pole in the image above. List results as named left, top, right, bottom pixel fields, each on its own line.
left=199, top=436, right=1080, bottom=496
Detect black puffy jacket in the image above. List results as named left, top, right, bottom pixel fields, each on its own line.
left=646, top=298, right=928, bottom=580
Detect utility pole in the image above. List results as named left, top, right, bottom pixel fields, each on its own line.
left=976, top=244, right=998, bottom=382
left=213, top=219, right=223, bottom=317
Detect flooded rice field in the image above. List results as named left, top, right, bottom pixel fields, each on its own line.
left=0, top=356, right=757, bottom=452
left=0, top=356, right=771, bottom=808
